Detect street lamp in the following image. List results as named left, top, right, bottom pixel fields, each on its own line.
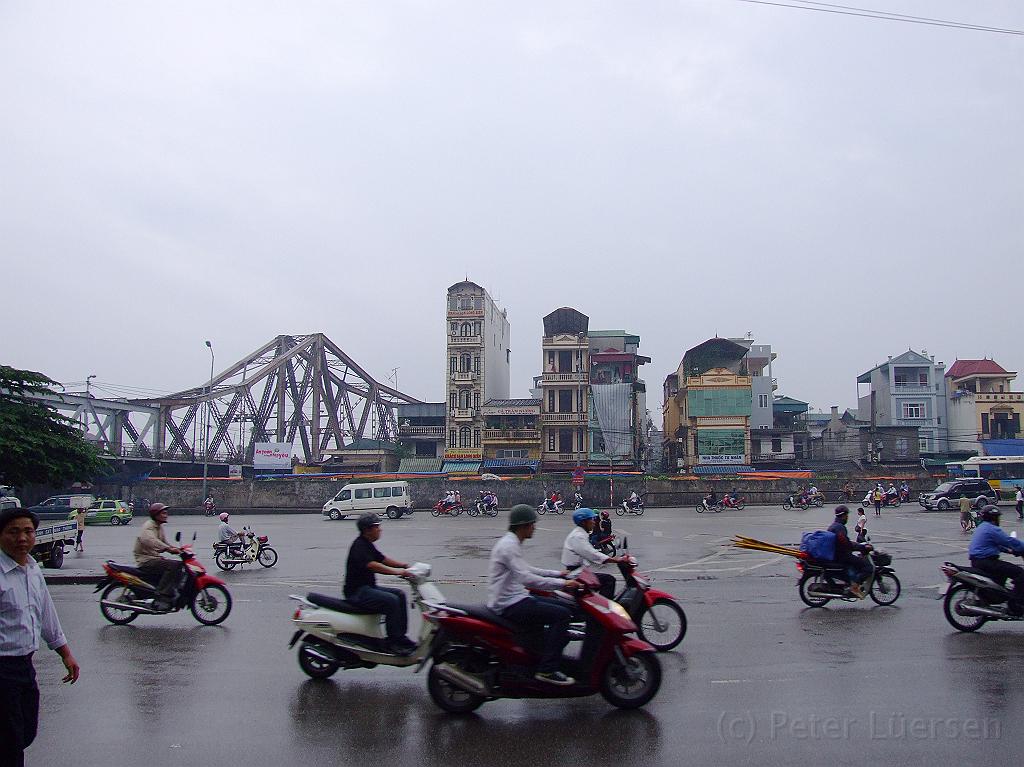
left=201, top=341, right=214, bottom=504
left=85, top=374, right=96, bottom=397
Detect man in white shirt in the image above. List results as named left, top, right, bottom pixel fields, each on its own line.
left=488, top=504, right=579, bottom=686
left=0, top=509, right=80, bottom=767
left=218, top=512, right=245, bottom=552
left=1016, top=487, right=1023, bottom=520
left=561, top=508, right=628, bottom=598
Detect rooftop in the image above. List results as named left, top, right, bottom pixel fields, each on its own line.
left=946, top=359, right=1014, bottom=379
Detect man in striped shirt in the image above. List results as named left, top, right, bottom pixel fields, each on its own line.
left=0, top=508, right=80, bottom=767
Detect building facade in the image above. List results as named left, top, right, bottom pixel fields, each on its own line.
left=481, top=398, right=542, bottom=473
left=856, top=349, right=947, bottom=453
left=397, top=402, right=446, bottom=459
left=539, top=308, right=591, bottom=470
left=945, top=359, right=1024, bottom=456
left=588, top=330, right=650, bottom=470
left=444, top=281, right=510, bottom=464
left=662, top=338, right=752, bottom=472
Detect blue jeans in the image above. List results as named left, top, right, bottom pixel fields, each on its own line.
left=347, top=586, right=408, bottom=641
left=501, top=596, right=572, bottom=673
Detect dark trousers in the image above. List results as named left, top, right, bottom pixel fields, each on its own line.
left=839, top=554, right=872, bottom=585
left=1016, top=500, right=1023, bottom=519
left=0, top=655, right=39, bottom=767
left=874, top=501, right=882, bottom=516
left=348, top=586, right=408, bottom=640
left=501, top=596, right=573, bottom=673
left=138, top=559, right=185, bottom=596
left=971, top=557, right=1024, bottom=607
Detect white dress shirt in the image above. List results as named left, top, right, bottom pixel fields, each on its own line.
left=561, top=526, right=610, bottom=569
left=488, top=532, right=565, bottom=613
left=0, top=550, right=68, bottom=656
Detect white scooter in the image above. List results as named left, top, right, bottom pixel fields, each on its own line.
left=288, top=563, right=445, bottom=678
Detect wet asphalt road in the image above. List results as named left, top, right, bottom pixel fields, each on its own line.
left=29, top=505, right=1024, bottom=766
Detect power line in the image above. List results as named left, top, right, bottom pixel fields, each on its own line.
left=730, top=0, right=1024, bottom=35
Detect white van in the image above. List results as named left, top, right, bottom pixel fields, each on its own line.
left=322, top=481, right=413, bottom=521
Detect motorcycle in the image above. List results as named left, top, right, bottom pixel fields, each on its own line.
left=203, top=499, right=216, bottom=516
left=571, top=494, right=586, bottom=511
left=941, top=557, right=1024, bottom=632
left=213, top=526, right=278, bottom=570
left=617, top=499, right=644, bottom=516
left=696, top=498, right=723, bottom=513
left=422, top=568, right=662, bottom=713
left=590, top=532, right=617, bottom=557
left=721, top=495, right=747, bottom=510
left=288, top=562, right=444, bottom=677
left=796, top=550, right=901, bottom=607
left=470, top=493, right=499, bottom=518
left=567, top=544, right=686, bottom=652
left=432, top=499, right=464, bottom=517
left=95, top=532, right=232, bottom=625
left=782, top=495, right=809, bottom=511
left=538, top=498, right=566, bottom=516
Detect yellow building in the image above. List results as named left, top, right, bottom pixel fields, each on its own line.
left=480, top=398, right=542, bottom=474
left=946, top=359, right=1023, bottom=455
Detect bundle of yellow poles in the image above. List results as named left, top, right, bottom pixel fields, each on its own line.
left=731, top=535, right=807, bottom=559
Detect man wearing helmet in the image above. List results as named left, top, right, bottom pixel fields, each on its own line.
left=827, top=506, right=873, bottom=598
left=344, top=513, right=417, bottom=655
left=489, top=504, right=580, bottom=686
left=133, top=503, right=184, bottom=603
left=968, top=505, right=1024, bottom=615
left=217, top=512, right=245, bottom=554
left=561, top=509, right=628, bottom=598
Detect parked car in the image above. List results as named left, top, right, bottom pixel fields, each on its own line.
left=919, top=479, right=998, bottom=511
left=68, top=498, right=133, bottom=525
left=0, top=492, right=21, bottom=511
left=27, top=494, right=96, bottom=520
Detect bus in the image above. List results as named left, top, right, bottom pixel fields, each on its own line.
left=946, top=456, right=1024, bottom=493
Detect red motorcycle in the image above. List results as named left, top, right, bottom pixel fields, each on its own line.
left=421, top=569, right=662, bottom=713
left=721, top=495, right=747, bottom=510
left=613, top=553, right=687, bottom=651
left=431, top=499, right=464, bottom=517
left=95, top=533, right=232, bottom=625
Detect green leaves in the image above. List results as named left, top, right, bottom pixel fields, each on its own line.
left=0, top=366, right=108, bottom=488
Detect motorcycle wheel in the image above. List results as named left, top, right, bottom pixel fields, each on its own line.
left=100, top=584, right=140, bottom=625
left=735, top=501, right=746, bottom=510
left=869, top=572, right=901, bottom=605
left=637, top=599, right=687, bottom=651
left=487, top=508, right=498, bottom=517
left=798, top=573, right=832, bottom=608
left=430, top=507, right=441, bottom=517
left=599, top=652, right=662, bottom=709
left=298, top=640, right=340, bottom=679
left=427, top=661, right=486, bottom=713
left=537, top=505, right=547, bottom=516
left=453, top=506, right=463, bottom=517
left=468, top=506, right=481, bottom=517
left=943, top=584, right=988, bottom=632
left=782, top=501, right=793, bottom=510
left=695, top=505, right=704, bottom=513
left=190, top=584, right=232, bottom=625
left=635, top=506, right=644, bottom=516
left=615, top=507, right=624, bottom=516
left=553, top=506, right=565, bottom=515
left=799, top=502, right=809, bottom=510
left=214, top=551, right=236, bottom=571
left=257, top=547, right=278, bottom=568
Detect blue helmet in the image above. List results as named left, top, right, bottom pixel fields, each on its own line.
left=573, top=508, right=598, bottom=526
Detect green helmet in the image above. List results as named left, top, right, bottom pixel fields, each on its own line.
left=508, top=504, right=538, bottom=528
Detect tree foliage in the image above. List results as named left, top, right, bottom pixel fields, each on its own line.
left=0, top=365, right=108, bottom=488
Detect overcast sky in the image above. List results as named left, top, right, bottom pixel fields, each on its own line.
left=2, top=1, right=1022, bottom=421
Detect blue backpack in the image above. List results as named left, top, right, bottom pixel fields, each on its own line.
left=800, top=531, right=836, bottom=561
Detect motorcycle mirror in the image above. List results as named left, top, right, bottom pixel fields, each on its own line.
left=623, top=536, right=628, bottom=551
left=175, top=531, right=181, bottom=542
left=192, top=532, right=198, bottom=541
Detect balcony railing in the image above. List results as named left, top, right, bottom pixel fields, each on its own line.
left=894, top=417, right=933, bottom=426
left=482, top=429, right=540, bottom=441
left=541, top=371, right=589, bottom=383
left=449, top=335, right=482, bottom=347
left=399, top=425, right=445, bottom=437
left=542, top=412, right=588, bottom=424
left=893, top=383, right=932, bottom=393
left=451, top=371, right=477, bottom=383
left=976, top=392, right=1024, bottom=402
left=451, top=408, right=476, bottom=421
left=545, top=452, right=588, bottom=463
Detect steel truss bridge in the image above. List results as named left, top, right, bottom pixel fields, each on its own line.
left=42, top=334, right=420, bottom=465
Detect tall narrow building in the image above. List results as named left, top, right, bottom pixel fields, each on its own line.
left=540, top=307, right=591, bottom=470
left=444, top=281, right=510, bottom=469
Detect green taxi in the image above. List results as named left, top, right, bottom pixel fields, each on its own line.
left=69, top=499, right=133, bottom=525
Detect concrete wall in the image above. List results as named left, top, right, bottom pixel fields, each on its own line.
left=82, top=474, right=945, bottom=513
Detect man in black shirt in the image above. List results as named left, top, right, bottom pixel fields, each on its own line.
left=345, top=513, right=416, bottom=655
left=827, top=506, right=873, bottom=598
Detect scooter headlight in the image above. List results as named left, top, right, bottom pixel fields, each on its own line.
left=608, top=600, right=631, bottom=622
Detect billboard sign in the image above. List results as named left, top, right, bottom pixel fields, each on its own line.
left=254, top=442, right=293, bottom=469
left=698, top=454, right=746, bottom=465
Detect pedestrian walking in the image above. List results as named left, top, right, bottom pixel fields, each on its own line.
left=855, top=507, right=869, bottom=543
left=1016, top=487, right=1023, bottom=520
left=0, top=508, right=80, bottom=767
left=959, top=494, right=973, bottom=530
left=73, top=507, right=86, bottom=552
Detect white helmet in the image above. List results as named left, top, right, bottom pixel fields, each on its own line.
left=219, top=512, right=229, bottom=522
